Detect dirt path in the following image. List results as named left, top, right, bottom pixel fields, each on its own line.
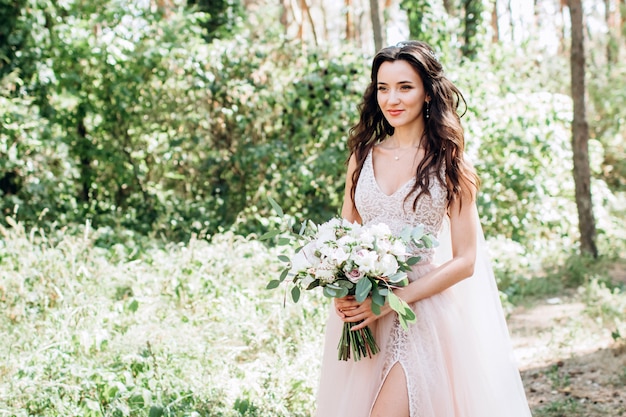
left=509, top=295, right=626, bottom=416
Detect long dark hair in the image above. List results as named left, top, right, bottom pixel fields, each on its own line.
left=348, top=41, right=478, bottom=212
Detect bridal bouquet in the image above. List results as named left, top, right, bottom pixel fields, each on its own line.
left=264, top=198, right=436, bottom=361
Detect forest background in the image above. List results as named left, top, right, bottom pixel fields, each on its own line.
left=0, top=0, right=625, bottom=416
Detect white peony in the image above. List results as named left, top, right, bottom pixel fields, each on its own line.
left=369, top=223, right=392, bottom=239
left=378, top=253, right=399, bottom=277
left=354, top=249, right=379, bottom=275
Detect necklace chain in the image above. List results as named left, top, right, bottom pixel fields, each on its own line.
left=392, top=144, right=420, bottom=161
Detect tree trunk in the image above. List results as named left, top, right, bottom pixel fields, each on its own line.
left=346, top=0, right=354, bottom=41
left=279, top=0, right=289, bottom=33
left=491, top=0, right=499, bottom=42
left=462, top=0, right=482, bottom=58
left=568, top=0, right=598, bottom=257
left=369, top=0, right=383, bottom=51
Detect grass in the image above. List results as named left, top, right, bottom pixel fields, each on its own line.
left=0, top=220, right=327, bottom=416
left=1, top=217, right=625, bottom=416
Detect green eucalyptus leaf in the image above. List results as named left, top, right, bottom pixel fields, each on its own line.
left=410, top=225, right=425, bottom=240
left=260, top=230, right=280, bottom=240
left=387, top=292, right=402, bottom=313
left=266, top=280, right=280, bottom=289
left=355, top=277, right=372, bottom=303
left=336, top=279, right=355, bottom=289
left=277, top=237, right=291, bottom=246
left=306, top=280, right=321, bottom=290
left=323, top=286, right=338, bottom=298
left=371, top=286, right=385, bottom=306
left=291, top=286, right=301, bottom=303
left=279, top=269, right=289, bottom=282
left=399, top=227, right=412, bottom=242
left=406, top=256, right=421, bottom=266
left=278, top=255, right=290, bottom=263
left=268, top=196, right=284, bottom=217
left=371, top=302, right=381, bottom=315
left=387, top=272, right=407, bottom=283
left=336, top=287, right=349, bottom=298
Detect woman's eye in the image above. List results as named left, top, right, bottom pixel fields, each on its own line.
left=377, top=86, right=388, bottom=92
left=400, top=85, right=412, bottom=90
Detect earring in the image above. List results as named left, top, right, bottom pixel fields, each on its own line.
left=425, top=101, right=430, bottom=119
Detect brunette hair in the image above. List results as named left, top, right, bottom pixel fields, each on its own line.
left=348, top=41, right=478, bottom=211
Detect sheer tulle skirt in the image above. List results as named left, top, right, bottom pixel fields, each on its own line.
left=315, top=218, right=531, bottom=417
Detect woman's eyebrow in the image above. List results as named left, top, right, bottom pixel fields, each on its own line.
left=377, top=80, right=414, bottom=85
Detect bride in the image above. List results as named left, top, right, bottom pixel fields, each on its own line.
left=314, top=41, right=532, bottom=417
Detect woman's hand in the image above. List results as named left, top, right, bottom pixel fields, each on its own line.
left=334, top=296, right=392, bottom=331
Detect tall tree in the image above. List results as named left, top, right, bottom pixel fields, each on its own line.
left=568, top=0, right=598, bottom=257
left=369, top=0, right=383, bottom=51
left=461, top=0, right=483, bottom=58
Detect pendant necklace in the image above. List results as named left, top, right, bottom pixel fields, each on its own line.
left=393, top=144, right=420, bottom=161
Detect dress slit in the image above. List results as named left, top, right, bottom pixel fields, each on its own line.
left=369, top=361, right=410, bottom=417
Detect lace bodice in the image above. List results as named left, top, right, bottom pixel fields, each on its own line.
left=355, top=150, right=447, bottom=263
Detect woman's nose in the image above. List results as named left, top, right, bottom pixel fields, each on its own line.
left=388, top=90, right=401, bottom=103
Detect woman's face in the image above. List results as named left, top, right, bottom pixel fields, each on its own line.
left=376, top=59, right=428, bottom=130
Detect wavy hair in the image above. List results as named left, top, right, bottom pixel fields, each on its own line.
left=348, top=41, right=478, bottom=212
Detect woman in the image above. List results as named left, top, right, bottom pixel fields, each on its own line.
left=315, top=41, right=531, bottom=417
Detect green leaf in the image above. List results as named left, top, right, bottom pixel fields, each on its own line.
left=371, top=286, right=385, bottom=307
left=277, top=237, right=291, bottom=246
left=335, top=279, right=355, bottom=290
left=279, top=269, right=289, bottom=282
left=268, top=196, right=284, bottom=217
left=291, top=286, right=301, bottom=303
left=277, top=255, right=290, bottom=263
left=305, top=280, right=320, bottom=290
left=387, top=272, right=407, bottom=283
left=403, top=308, right=416, bottom=322
left=266, top=280, right=280, bottom=289
left=149, top=406, right=164, bottom=417
left=127, top=299, right=139, bottom=313
left=406, top=256, right=421, bottom=266
left=399, top=227, right=412, bottom=242
left=371, top=302, right=381, bottom=315
left=387, top=292, right=402, bottom=313
left=410, top=225, right=425, bottom=240
left=355, top=277, right=372, bottom=303
left=323, top=286, right=339, bottom=298
left=260, top=230, right=280, bottom=240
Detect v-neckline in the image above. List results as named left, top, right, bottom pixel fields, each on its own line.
left=368, top=151, right=415, bottom=197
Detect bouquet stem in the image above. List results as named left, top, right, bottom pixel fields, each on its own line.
left=337, top=321, right=379, bottom=361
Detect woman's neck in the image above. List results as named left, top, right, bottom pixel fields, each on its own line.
left=388, top=125, right=425, bottom=149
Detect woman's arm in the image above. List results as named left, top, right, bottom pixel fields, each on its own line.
left=340, top=189, right=478, bottom=330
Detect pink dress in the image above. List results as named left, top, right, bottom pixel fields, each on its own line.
left=315, top=151, right=531, bottom=417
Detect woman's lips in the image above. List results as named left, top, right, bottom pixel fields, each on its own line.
left=387, top=110, right=404, bottom=116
